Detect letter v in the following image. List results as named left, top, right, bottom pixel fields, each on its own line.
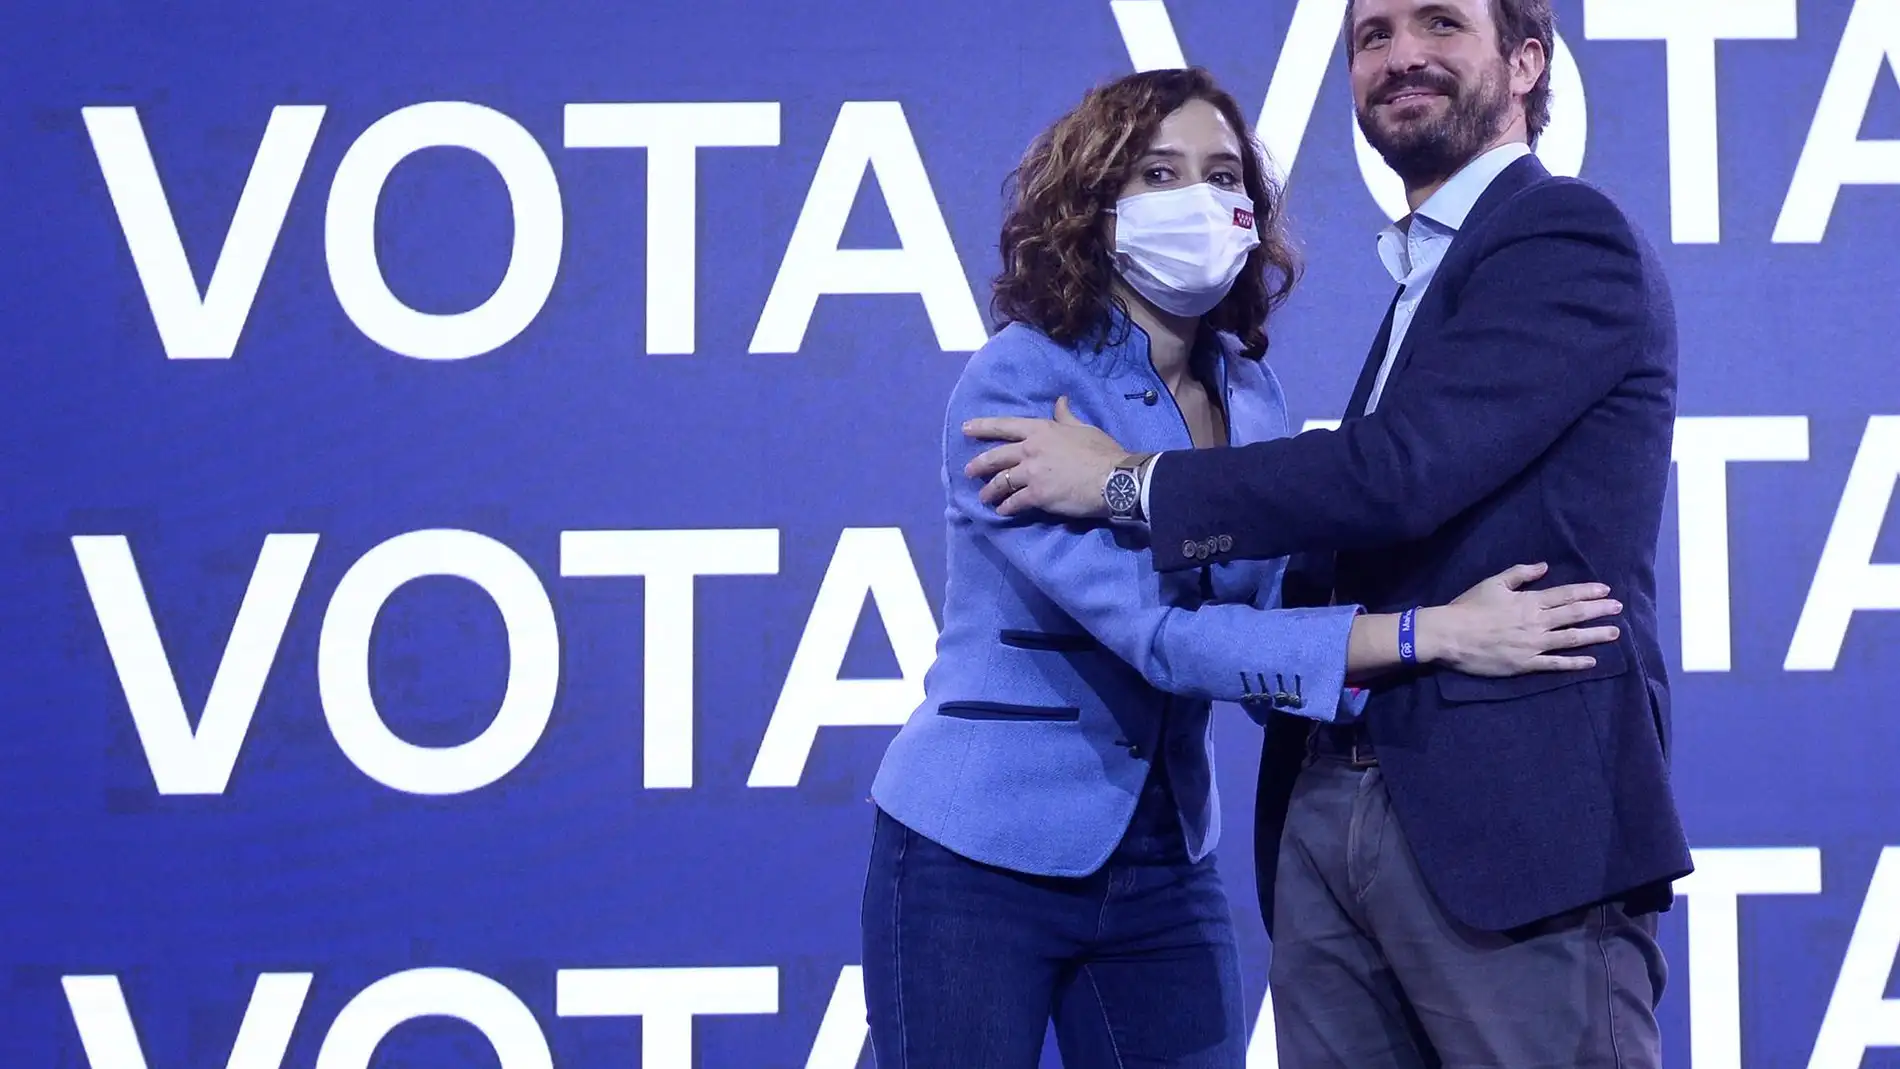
left=64, top=973, right=312, bottom=1069
left=73, top=534, right=317, bottom=794
left=1109, top=0, right=1346, bottom=185
left=82, top=105, right=324, bottom=359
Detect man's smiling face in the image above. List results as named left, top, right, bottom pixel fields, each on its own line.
left=1347, top=0, right=1523, bottom=186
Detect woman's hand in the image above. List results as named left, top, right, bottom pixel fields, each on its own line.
left=1416, top=562, right=1621, bottom=677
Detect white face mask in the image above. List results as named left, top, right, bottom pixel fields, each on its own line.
left=1110, top=182, right=1262, bottom=318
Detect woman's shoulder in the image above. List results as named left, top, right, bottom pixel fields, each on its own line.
left=965, top=321, right=1069, bottom=372
left=951, top=321, right=1119, bottom=404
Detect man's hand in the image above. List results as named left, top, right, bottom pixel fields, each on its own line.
left=964, top=397, right=1132, bottom=518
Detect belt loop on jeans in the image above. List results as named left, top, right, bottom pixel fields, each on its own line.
left=1310, top=721, right=1378, bottom=768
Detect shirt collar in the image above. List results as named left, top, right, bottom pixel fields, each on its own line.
left=1376, top=141, right=1532, bottom=278
left=1415, top=141, right=1531, bottom=230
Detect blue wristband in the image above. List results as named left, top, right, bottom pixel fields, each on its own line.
left=1398, top=607, right=1419, bottom=665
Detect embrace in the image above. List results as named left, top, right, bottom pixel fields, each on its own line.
left=860, top=1, right=1692, bottom=1066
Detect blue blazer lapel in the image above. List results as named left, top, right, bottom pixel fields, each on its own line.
left=1344, top=292, right=1400, bottom=421
left=1378, top=153, right=1550, bottom=399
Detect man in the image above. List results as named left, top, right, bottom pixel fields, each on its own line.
left=962, top=0, right=1693, bottom=1065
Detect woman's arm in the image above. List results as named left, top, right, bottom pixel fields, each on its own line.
left=942, top=337, right=1363, bottom=720
left=943, top=336, right=1623, bottom=720
left=1343, top=562, right=1620, bottom=687
left=1142, top=185, right=1655, bottom=573
left=1231, top=365, right=1622, bottom=696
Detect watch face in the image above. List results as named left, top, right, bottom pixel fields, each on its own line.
left=1104, top=470, right=1140, bottom=513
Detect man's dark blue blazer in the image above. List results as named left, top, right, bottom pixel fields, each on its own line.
left=1147, top=154, right=1695, bottom=934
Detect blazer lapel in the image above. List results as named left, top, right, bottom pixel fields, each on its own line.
left=1378, top=153, right=1550, bottom=398
left=1344, top=291, right=1400, bottom=421
left=1308, top=155, right=1547, bottom=601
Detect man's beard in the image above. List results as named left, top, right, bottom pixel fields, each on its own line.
left=1356, top=62, right=1512, bottom=188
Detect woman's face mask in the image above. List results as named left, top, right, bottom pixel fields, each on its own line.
left=1109, top=181, right=1262, bottom=318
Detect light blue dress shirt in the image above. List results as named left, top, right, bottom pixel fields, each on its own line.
left=1363, top=141, right=1532, bottom=412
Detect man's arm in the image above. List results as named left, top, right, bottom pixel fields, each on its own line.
left=943, top=339, right=1366, bottom=719
left=1146, top=182, right=1654, bottom=571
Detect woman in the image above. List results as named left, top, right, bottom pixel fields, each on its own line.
left=861, top=68, right=1619, bottom=1068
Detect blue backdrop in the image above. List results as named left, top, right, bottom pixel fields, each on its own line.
left=5, top=1, right=1900, bottom=1067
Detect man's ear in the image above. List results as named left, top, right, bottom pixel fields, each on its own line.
left=1510, top=38, right=1547, bottom=99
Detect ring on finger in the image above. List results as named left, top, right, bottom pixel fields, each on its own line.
left=1002, top=469, right=1016, bottom=491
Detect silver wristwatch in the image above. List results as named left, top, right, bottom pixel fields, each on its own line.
left=1103, top=453, right=1151, bottom=524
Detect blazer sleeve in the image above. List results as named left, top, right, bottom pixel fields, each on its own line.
left=944, top=336, right=1361, bottom=720
left=1146, top=181, right=1656, bottom=571
left=1251, top=557, right=1371, bottom=724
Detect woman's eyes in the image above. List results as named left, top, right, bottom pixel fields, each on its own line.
left=1143, top=167, right=1240, bottom=187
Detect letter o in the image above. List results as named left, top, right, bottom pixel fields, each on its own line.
left=314, top=967, right=551, bottom=1069
left=317, top=529, right=558, bottom=794
left=326, top=101, right=562, bottom=359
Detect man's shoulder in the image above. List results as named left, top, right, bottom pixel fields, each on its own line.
left=1488, top=170, right=1644, bottom=246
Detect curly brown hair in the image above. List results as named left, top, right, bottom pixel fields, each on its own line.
left=989, top=67, right=1300, bottom=359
